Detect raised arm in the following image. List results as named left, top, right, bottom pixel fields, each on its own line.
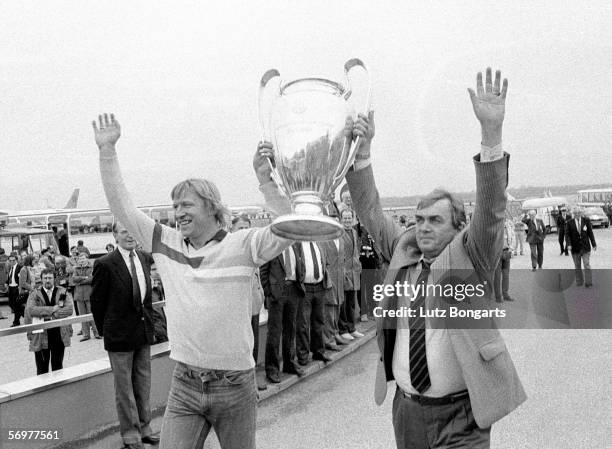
left=345, top=112, right=404, bottom=263
left=254, top=141, right=292, bottom=218
left=92, top=114, right=155, bottom=251
left=465, top=68, right=510, bottom=272
left=248, top=143, right=293, bottom=265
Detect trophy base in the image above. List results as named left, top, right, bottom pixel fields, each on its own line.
left=270, top=214, right=344, bottom=241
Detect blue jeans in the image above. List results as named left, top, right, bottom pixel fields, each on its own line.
left=160, top=363, right=257, bottom=449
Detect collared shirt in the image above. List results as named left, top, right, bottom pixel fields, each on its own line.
left=301, top=242, right=324, bottom=284
left=184, top=229, right=227, bottom=251
left=8, top=265, right=18, bottom=287
left=392, top=259, right=466, bottom=398
left=117, top=246, right=146, bottom=302
left=282, top=246, right=297, bottom=281
left=575, top=218, right=581, bottom=231
left=43, top=287, right=55, bottom=304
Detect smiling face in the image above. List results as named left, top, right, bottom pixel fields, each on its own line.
left=341, top=210, right=354, bottom=229
left=173, top=191, right=216, bottom=243
left=415, top=199, right=460, bottom=259
left=114, top=222, right=138, bottom=251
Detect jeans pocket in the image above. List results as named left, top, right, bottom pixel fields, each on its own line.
left=221, top=369, right=253, bottom=386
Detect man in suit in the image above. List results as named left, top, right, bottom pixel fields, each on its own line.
left=294, top=241, right=333, bottom=365
left=5, top=254, right=23, bottom=326
left=320, top=230, right=349, bottom=352
left=523, top=209, right=546, bottom=270
left=556, top=208, right=569, bottom=256
left=346, top=68, right=525, bottom=448
left=565, top=206, right=597, bottom=287
left=261, top=245, right=305, bottom=383
left=339, top=209, right=364, bottom=341
left=91, top=222, right=159, bottom=449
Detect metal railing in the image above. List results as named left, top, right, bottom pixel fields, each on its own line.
left=0, top=300, right=166, bottom=338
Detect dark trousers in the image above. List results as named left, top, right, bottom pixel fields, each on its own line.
left=108, top=346, right=153, bottom=445
left=265, top=282, right=300, bottom=375
left=529, top=242, right=544, bottom=268
left=494, top=249, right=511, bottom=300
left=251, top=314, right=259, bottom=364
left=8, top=286, right=22, bottom=325
left=392, top=388, right=490, bottom=449
left=296, top=283, right=326, bottom=363
left=34, top=331, right=65, bottom=375
left=558, top=231, right=567, bottom=254
left=339, top=290, right=357, bottom=334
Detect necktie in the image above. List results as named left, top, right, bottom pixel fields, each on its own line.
left=409, top=260, right=431, bottom=394
left=129, top=251, right=142, bottom=306
left=283, top=248, right=292, bottom=277
left=309, top=242, right=320, bottom=281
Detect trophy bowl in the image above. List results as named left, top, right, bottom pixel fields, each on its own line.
left=258, top=59, right=371, bottom=241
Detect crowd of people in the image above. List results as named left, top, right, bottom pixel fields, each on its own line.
left=1, top=65, right=605, bottom=449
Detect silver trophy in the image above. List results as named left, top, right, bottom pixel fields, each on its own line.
left=258, top=58, right=371, bottom=241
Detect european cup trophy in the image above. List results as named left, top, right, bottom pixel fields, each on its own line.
left=258, top=58, right=372, bottom=241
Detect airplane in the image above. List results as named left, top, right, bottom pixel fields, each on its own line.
left=0, top=188, right=80, bottom=217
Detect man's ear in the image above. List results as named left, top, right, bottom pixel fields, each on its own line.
left=457, top=222, right=466, bottom=231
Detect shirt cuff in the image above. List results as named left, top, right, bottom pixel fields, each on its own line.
left=353, top=158, right=372, bottom=171
left=479, top=142, right=503, bottom=162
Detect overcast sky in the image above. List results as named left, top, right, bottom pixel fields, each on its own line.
left=1, top=0, right=611, bottom=211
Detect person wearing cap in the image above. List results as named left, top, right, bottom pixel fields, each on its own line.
left=92, top=113, right=292, bottom=449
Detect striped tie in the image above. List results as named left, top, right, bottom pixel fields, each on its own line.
left=409, top=260, right=431, bottom=394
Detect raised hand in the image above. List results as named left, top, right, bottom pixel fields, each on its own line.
left=254, top=141, right=275, bottom=184
left=468, top=68, right=507, bottom=147
left=352, top=110, right=375, bottom=160
left=92, top=113, right=121, bottom=149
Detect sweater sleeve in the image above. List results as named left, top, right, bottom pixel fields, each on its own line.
left=99, top=147, right=155, bottom=252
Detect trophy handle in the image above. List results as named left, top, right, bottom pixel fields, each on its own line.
left=331, top=58, right=372, bottom=189
left=257, top=69, right=284, bottom=189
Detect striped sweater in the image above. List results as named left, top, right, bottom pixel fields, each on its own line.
left=100, top=149, right=292, bottom=370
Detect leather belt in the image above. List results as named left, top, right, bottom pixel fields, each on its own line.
left=398, top=387, right=469, bottom=406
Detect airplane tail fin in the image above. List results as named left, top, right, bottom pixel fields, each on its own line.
left=64, top=188, right=80, bottom=209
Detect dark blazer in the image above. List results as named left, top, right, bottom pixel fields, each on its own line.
left=260, top=254, right=292, bottom=301
left=320, top=239, right=344, bottom=305
left=91, top=249, right=155, bottom=352
left=565, top=217, right=596, bottom=253
left=523, top=216, right=546, bottom=244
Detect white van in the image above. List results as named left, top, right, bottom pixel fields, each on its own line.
left=521, top=196, right=568, bottom=234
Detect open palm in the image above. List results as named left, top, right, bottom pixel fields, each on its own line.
left=92, top=113, right=121, bottom=148
left=468, top=68, right=507, bottom=127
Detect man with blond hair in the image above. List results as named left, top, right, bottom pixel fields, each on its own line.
left=92, top=114, right=291, bottom=449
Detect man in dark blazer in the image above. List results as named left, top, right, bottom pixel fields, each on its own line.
left=293, top=241, right=333, bottom=365
left=523, top=209, right=546, bottom=270
left=91, top=222, right=158, bottom=449
left=556, top=208, right=569, bottom=256
left=5, top=254, right=23, bottom=326
left=260, top=246, right=304, bottom=383
left=347, top=68, right=525, bottom=448
left=565, top=206, right=597, bottom=287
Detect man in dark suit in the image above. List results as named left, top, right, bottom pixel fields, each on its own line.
left=523, top=209, right=546, bottom=270
left=5, top=254, right=23, bottom=326
left=565, top=206, right=597, bottom=287
left=294, top=241, right=333, bottom=365
left=261, top=246, right=304, bottom=383
left=556, top=208, right=569, bottom=256
left=91, top=222, right=159, bottom=449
